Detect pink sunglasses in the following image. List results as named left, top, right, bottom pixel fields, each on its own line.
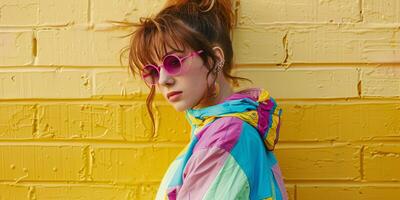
left=141, top=50, right=204, bottom=85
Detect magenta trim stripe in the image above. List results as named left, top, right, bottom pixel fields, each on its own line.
left=272, top=163, right=288, bottom=200
left=193, top=117, right=243, bottom=153
left=258, top=99, right=275, bottom=139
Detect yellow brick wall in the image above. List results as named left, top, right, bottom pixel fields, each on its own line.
left=0, top=0, right=399, bottom=199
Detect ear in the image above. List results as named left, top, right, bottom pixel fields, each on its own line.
left=212, top=46, right=225, bottom=64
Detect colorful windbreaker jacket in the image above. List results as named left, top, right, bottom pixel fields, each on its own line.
left=155, top=88, right=288, bottom=200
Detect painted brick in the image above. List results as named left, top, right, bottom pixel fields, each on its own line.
left=36, top=29, right=130, bottom=66
left=288, top=25, right=400, bottom=63
left=0, top=31, right=33, bottom=66
left=234, top=25, right=400, bottom=64
left=154, top=102, right=191, bottom=141
left=364, top=144, right=400, bottom=181
left=120, top=101, right=190, bottom=142
left=0, top=0, right=87, bottom=26
left=238, top=0, right=360, bottom=25
left=0, top=0, right=38, bottom=25
left=361, top=65, right=400, bottom=97
left=36, top=102, right=189, bottom=142
left=122, top=101, right=190, bottom=142
left=279, top=102, right=400, bottom=141
left=364, top=0, right=400, bottom=23
left=91, top=146, right=182, bottom=183
left=0, top=70, right=92, bottom=99
left=0, top=102, right=190, bottom=142
left=233, top=68, right=359, bottom=99
left=35, top=103, right=122, bottom=140
left=274, top=145, right=360, bottom=180
left=93, top=69, right=149, bottom=96
left=92, top=0, right=164, bottom=24
left=38, top=0, right=88, bottom=25
left=0, top=184, right=29, bottom=199
left=286, top=184, right=295, bottom=200
left=233, top=27, right=286, bottom=64
left=0, top=104, right=35, bottom=138
left=34, top=185, right=135, bottom=199
left=0, top=145, right=84, bottom=181
left=0, top=183, right=159, bottom=200
left=297, top=185, right=400, bottom=200
left=0, top=68, right=154, bottom=99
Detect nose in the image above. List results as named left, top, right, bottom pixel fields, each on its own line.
left=158, top=67, right=174, bottom=86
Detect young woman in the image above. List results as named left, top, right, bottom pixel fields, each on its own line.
left=127, top=0, right=287, bottom=199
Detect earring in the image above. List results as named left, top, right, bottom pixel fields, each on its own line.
left=210, top=81, right=220, bottom=98
left=215, top=61, right=224, bottom=73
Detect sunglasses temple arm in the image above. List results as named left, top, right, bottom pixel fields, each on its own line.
left=181, top=51, right=202, bottom=62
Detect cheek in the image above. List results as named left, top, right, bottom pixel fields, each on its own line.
left=168, top=59, right=214, bottom=111
left=183, top=69, right=208, bottom=93
left=179, top=65, right=210, bottom=102
left=190, top=63, right=212, bottom=87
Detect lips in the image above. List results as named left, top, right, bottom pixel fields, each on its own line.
left=167, top=91, right=182, bottom=99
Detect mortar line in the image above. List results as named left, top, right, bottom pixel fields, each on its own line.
left=358, top=0, right=364, bottom=23
left=360, top=145, right=365, bottom=181
left=87, top=0, right=92, bottom=26
left=32, top=29, right=38, bottom=65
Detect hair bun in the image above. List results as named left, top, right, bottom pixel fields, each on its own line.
left=166, top=0, right=215, bottom=10
left=165, top=0, right=235, bottom=29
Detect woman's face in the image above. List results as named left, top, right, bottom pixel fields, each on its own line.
left=155, top=47, right=214, bottom=112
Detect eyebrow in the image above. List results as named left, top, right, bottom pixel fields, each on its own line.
left=165, top=49, right=184, bottom=55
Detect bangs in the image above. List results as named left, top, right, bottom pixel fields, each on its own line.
left=147, top=27, right=187, bottom=66
left=130, top=16, right=202, bottom=75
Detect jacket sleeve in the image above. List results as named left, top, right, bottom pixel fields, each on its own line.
left=176, top=147, right=250, bottom=200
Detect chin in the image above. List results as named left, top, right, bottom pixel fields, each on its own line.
left=171, top=101, right=191, bottom=112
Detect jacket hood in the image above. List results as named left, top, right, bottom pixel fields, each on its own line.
left=185, top=88, right=282, bottom=151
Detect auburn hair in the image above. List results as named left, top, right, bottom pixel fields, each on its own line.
left=125, top=0, right=252, bottom=137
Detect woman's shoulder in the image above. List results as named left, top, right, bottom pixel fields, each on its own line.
left=193, top=116, right=261, bottom=154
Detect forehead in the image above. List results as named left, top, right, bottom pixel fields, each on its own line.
left=139, top=23, right=195, bottom=68
left=149, top=39, right=190, bottom=64
left=165, top=46, right=185, bottom=55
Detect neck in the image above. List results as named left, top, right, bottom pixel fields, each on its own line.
left=192, top=77, right=234, bottom=110
left=215, top=77, right=234, bottom=104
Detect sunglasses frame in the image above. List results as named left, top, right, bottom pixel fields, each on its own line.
left=141, top=50, right=204, bottom=86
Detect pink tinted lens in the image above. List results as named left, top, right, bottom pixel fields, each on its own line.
left=142, top=65, right=159, bottom=85
left=163, top=55, right=181, bottom=74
